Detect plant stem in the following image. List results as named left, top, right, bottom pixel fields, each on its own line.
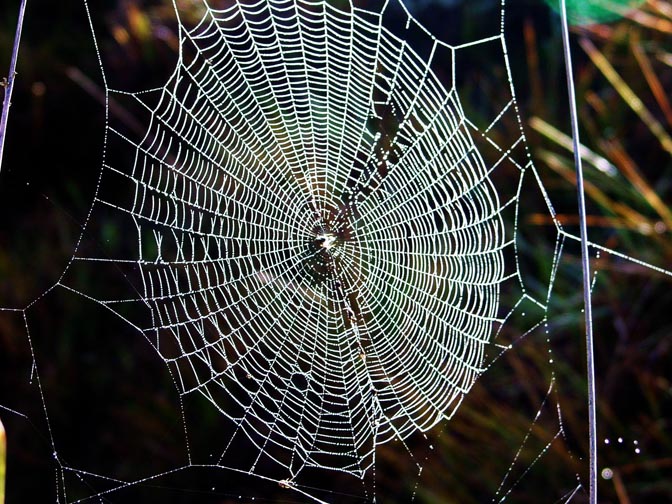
left=0, top=0, right=29, bottom=175
left=559, top=1, right=598, bottom=503
left=0, top=416, right=5, bottom=504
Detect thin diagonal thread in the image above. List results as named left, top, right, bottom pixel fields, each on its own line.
left=0, top=0, right=28, bottom=175
left=559, top=1, right=598, bottom=502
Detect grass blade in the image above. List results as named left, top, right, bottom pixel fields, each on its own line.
left=580, top=37, right=672, bottom=154
left=0, top=417, right=5, bottom=504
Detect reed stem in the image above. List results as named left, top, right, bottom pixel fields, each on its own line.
left=0, top=0, right=29, bottom=175
left=0, top=416, right=6, bottom=504
left=559, top=1, right=598, bottom=502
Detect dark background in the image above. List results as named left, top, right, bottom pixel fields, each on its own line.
left=0, top=0, right=671, bottom=502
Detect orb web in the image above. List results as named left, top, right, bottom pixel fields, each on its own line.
left=73, top=0, right=507, bottom=477
left=14, top=0, right=672, bottom=502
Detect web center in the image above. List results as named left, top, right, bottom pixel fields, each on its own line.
left=315, top=233, right=338, bottom=251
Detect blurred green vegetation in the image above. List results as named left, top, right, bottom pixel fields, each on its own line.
left=544, top=0, right=647, bottom=25
left=0, top=0, right=670, bottom=503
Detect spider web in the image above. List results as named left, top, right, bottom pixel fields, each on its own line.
left=86, top=0, right=508, bottom=476
left=1, top=0, right=670, bottom=502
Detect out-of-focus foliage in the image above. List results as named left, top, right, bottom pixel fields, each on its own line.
left=0, top=1, right=670, bottom=503
left=524, top=1, right=672, bottom=501
left=543, top=0, right=647, bottom=25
